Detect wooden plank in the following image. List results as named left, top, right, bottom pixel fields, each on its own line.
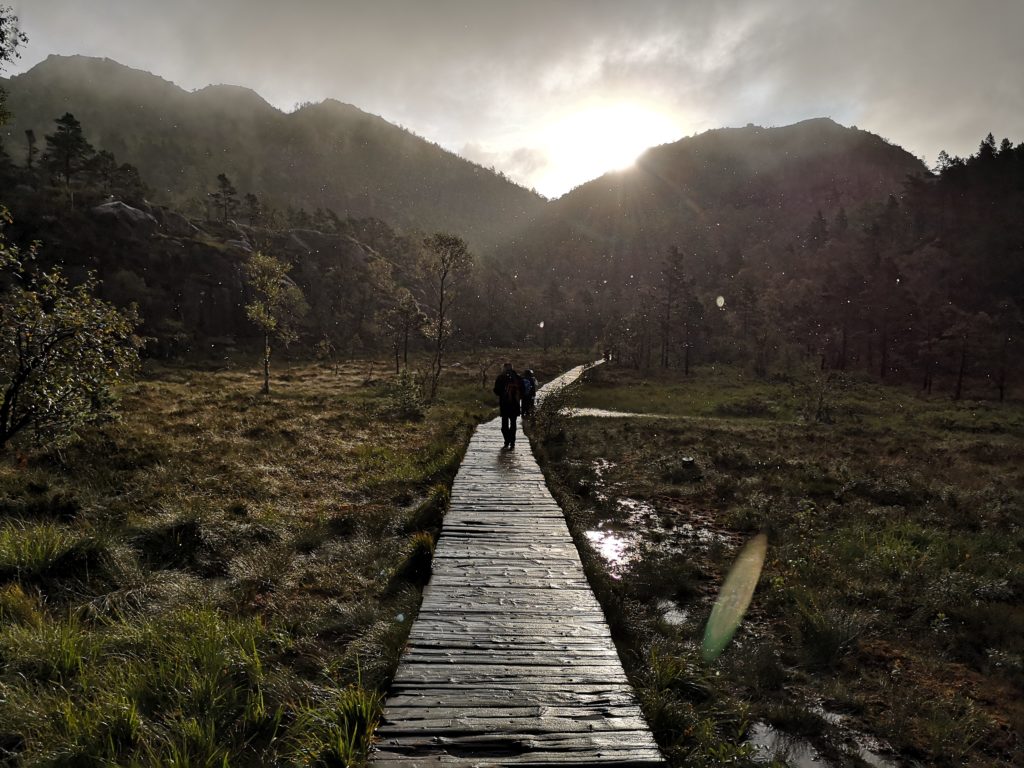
left=372, top=362, right=664, bottom=765
left=373, top=754, right=665, bottom=767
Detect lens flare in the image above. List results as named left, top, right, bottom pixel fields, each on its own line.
left=702, top=532, right=768, bottom=662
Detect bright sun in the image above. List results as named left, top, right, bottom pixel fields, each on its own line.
left=535, top=101, right=681, bottom=198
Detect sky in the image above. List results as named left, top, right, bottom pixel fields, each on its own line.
left=6, top=0, right=1023, bottom=199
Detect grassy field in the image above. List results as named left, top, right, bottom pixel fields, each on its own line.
left=0, top=349, right=584, bottom=766
left=531, top=364, right=1023, bottom=767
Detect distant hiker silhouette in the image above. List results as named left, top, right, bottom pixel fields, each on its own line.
left=520, top=369, right=538, bottom=419
left=493, top=362, right=522, bottom=450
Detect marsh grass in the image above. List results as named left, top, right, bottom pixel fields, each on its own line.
left=0, top=353, right=568, bottom=765
left=534, top=362, right=1024, bottom=767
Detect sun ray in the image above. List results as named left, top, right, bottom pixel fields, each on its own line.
left=535, top=101, right=683, bottom=197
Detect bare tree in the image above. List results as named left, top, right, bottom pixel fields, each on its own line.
left=379, top=288, right=427, bottom=373
left=419, top=233, right=473, bottom=401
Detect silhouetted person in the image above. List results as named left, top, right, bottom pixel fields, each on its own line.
left=493, top=362, right=522, bottom=450
left=520, top=368, right=538, bottom=419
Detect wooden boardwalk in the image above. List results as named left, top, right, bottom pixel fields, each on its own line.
left=373, top=364, right=665, bottom=766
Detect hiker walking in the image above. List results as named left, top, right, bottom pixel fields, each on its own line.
left=493, top=362, right=522, bottom=450
left=520, top=368, right=538, bottom=419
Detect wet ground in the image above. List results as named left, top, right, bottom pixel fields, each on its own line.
left=574, top=429, right=906, bottom=768
left=563, top=407, right=670, bottom=419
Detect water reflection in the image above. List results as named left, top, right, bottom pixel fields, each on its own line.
left=584, top=529, right=633, bottom=576
left=617, top=496, right=658, bottom=521
left=747, top=721, right=900, bottom=768
left=748, top=722, right=831, bottom=767
left=562, top=407, right=668, bottom=418
left=592, top=458, right=615, bottom=479
left=656, top=598, right=689, bottom=626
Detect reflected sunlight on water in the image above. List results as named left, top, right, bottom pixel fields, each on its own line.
left=584, top=529, right=633, bottom=576
left=747, top=720, right=899, bottom=768
left=562, top=407, right=668, bottom=418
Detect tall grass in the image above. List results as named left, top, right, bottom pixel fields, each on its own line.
left=0, top=355, right=558, bottom=765
left=0, top=521, right=78, bottom=580
left=533, top=362, right=1024, bottom=767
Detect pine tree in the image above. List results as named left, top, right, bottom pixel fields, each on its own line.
left=43, top=112, right=94, bottom=202
left=977, top=132, right=997, bottom=162
left=805, top=210, right=829, bottom=252
left=244, top=192, right=261, bottom=227
left=832, top=206, right=849, bottom=240
left=209, top=173, right=238, bottom=224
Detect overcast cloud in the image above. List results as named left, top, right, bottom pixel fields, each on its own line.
left=7, top=0, right=1023, bottom=197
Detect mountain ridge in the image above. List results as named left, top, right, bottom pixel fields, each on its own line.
left=496, top=114, right=928, bottom=297
left=0, top=54, right=547, bottom=250
left=2, top=54, right=927, bottom=265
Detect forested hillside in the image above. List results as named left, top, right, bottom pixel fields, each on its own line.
left=1, top=53, right=1020, bottom=400
left=495, top=122, right=1021, bottom=401
left=0, top=55, right=546, bottom=250
left=496, top=118, right=927, bottom=333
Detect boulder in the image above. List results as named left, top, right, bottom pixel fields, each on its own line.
left=152, top=206, right=201, bottom=237
left=91, top=200, right=158, bottom=238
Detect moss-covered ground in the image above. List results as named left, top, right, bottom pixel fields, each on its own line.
left=532, top=364, right=1023, bottom=768
left=0, top=349, right=584, bottom=766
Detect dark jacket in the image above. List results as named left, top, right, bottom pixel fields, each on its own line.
left=521, top=375, right=538, bottom=400
left=493, top=370, right=522, bottom=417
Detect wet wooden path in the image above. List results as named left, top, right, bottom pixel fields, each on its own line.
left=373, top=363, right=665, bottom=766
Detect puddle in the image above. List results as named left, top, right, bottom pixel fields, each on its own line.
left=858, top=749, right=899, bottom=768
left=808, top=707, right=900, bottom=768
left=656, top=598, right=690, bottom=626
left=747, top=723, right=830, bottom=767
left=584, top=491, right=737, bottom=576
left=747, top=720, right=900, bottom=768
left=674, top=520, right=732, bottom=547
left=590, top=458, right=618, bottom=501
left=562, top=407, right=668, bottom=418
left=584, top=530, right=634, bottom=576
left=617, top=496, right=658, bottom=522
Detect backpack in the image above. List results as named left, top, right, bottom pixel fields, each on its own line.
left=521, top=377, right=535, bottom=398
left=504, top=375, right=522, bottom=402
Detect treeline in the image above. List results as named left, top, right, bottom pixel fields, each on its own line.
left=3, top=108, right=1022, bottom=402
left=582, top=134, right=1023, bottom=400
left=0, top=112, right=523, bottom=372
left=1, top=53, right=548, bottom=251
left=0, top=112, right=145, bottom=205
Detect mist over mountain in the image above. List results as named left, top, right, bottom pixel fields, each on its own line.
left=0, top=54, right=546, bottom=250
left=3, top=50, right=1019, bottom=399
left=501, top=117, right=928, bottom=287
left=1, top=55, right=929, bottom=271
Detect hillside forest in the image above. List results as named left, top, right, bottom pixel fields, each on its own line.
left=0, top=56, right=1021, bottom=402
left=1, top=10, right=1024, bottom=768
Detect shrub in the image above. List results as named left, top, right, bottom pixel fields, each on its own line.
left=0, top=208, right=141, bottom=450
left=381, top=369, right=424, bottom=420
left=792, top=595, right=868, bottom=669
left=392, top=532, right=435, bottom=588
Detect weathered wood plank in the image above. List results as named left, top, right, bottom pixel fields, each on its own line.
left=373, top=754, right=665, bottom=767
left=372, top=362, right=664, bottom=765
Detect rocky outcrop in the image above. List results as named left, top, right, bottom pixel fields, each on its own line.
left=151, top=205, right=202, bottom=238
left=91, top=201, right=158, bottom=238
